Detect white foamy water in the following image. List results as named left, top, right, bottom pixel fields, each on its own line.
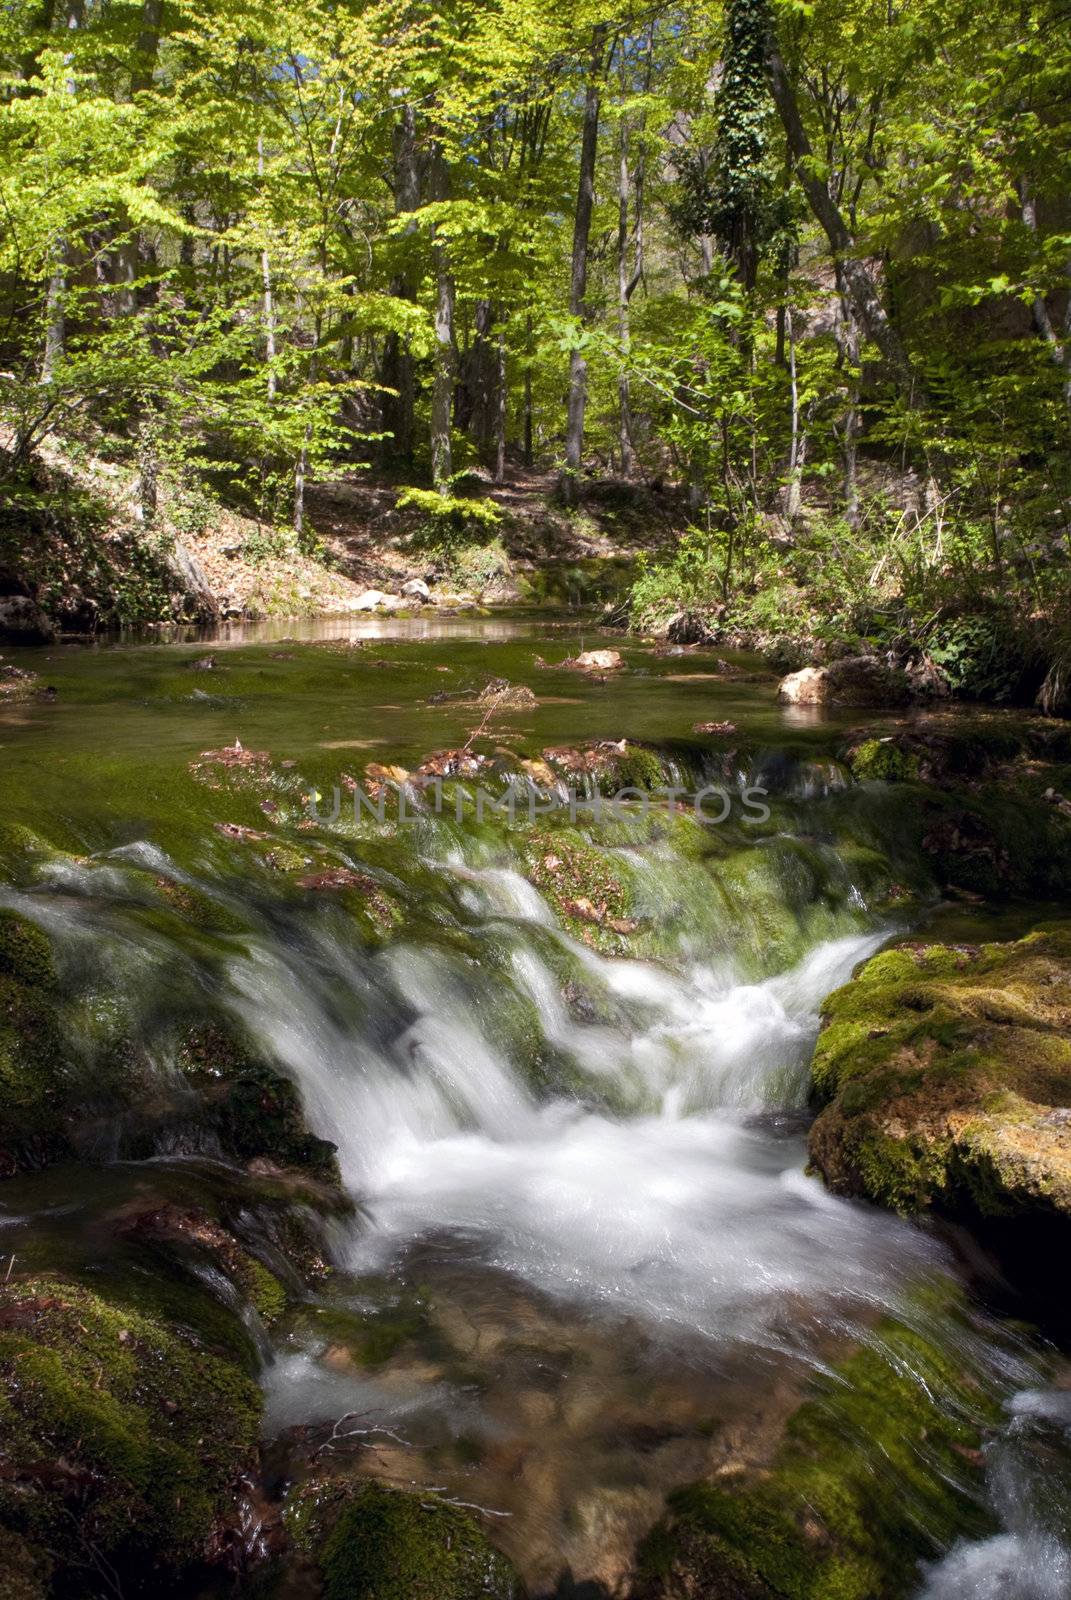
left=223, top=891, right=940, bottom=1353
left=919, top=1386, right=1071, bottom=1600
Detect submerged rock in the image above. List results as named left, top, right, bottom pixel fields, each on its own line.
left=476, top=677, right=538, bottom=709
left=635, top=1309, right=994, bottom=1600
left=286, top=1479, right=522, bottom=1600
left=0, top=660, right=40, bottom=702
left=778, top=656, right=911, bottom=708
left=808, top=928, right=1071, bottom=1225
left=547, top=647, right=625, bottom=674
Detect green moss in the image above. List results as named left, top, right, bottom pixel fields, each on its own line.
left=154, top=877, right=248, bottom=934
left=638, top=1311, right=994, bottom=1600
left=809, top=926, right=1071, bottom=1221
left=287, top=1481, right=522, bottom=1600
left=524, top=825, right=636, bottom=951
left=0, top=1274, right=259, bottom=1582
left=0, top=914, right=55, bottom=989
left=242, top=1256, right=288, bottom=1325
left=178, top=1024, right=341, bottom=1184
left=848, top=739, right=921, bottom=783
left=611, top=742, right=671, bottom=792
left=0, top=972, right=74, bottom=1173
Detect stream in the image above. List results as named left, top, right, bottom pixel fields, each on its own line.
left=1, top=617, right=1069, bottom=1597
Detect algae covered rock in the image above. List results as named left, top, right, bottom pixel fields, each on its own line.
left=0, top=1273, right=260, bottom=1587
left=179, top=1022, right=341, bottom=1184
left=808, top=928, right=1071, bottom=1223
left=287, top=1479, right=523, bottom=1600
left=636, top=1312, right=994, bottom=1600
left=0, top=913, right=56, bottom=989
left=0, top=941, right=75, bottom=1177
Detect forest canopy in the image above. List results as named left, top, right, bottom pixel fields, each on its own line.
left=1, top=0, right=1069, bottom=688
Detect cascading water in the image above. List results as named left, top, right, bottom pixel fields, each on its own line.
left=2, top=625, right=1069, bottom=1597
left=227, top=879, right=922, bottom=1348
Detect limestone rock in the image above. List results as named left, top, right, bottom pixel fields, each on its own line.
left=808, top=928, right=1071, bottom=1229
left=347, top=589, right=404, bottom=612
left=0, top=595, right=55, bottom=643
left=778, top=655, right=911, bottom=708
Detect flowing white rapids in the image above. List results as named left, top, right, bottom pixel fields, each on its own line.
left=6, top=846, right=1071, bottom=1593
left=225, top=871, right=938, bottom=1351
left=919, top=1389, right=1071, bottom=1600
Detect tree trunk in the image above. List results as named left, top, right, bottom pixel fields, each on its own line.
left=429, top=146, right=455, bottom=495
left=381, top=105, right=421, bottom=464
left=833, top=271, right=862, bottom=526
left=131, top=0, right=162, bottom=94
left=766, top=36, right=916, bottom=394
left=617, top=122, right=634, bottom=478
left=784, top=305, right=804, bottom=522
left=494, top=327, right=507, bottom=483
left=523, top=314, right=534, bottom=468
left=40, top=0, right=82, bottom=382
left=561, top=24, right=607, bottom=505
left=18, top=0, right=56, bottom=86
left=258, top=136, right=277, bottom=400
left=293, top=432, right=309, bottom=535
left=1019, top=179, right=1071, bottom=410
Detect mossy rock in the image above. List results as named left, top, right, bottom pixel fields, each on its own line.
left=0, top=971, right=76, bottom=1175
left=847, top=738, right=921, bottom=783
left=178, top=1024, right=341, bottom=1185
left=808, top=927, right=1071, bottom=1222
left=0, top=914, right=55, bottom=989
left=287, top=1480, right=523, bottom=1600
left=523, top=824, right=637, bottom=951
left=0, top=1274, right=260, bottom=1585
left=636, top=1311, right=994, bottom=1600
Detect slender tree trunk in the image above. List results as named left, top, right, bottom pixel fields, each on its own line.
left=495, top=326, right=507, bottom=483
left=617, top=122, right=633, bottom=477
left=561, top=24, right=606, bottom=505
left=785, top=305, right=805, bottom=522
left=294, top=432, right=309, bottom=535
left=523, top=314, right=534, bottom=468
left=381, top=105, right=420, bottom=464
left=18, top=0, right=55, bottom=86
left=40, top=0, right=82, bottom=382
left=766, top=36, right=916, bottom=395
left=1019, top=179, right=1071, bottom=410
left=258, top=136, right=277, bottom=400
left=833, top=270, right=862, bottom=526
left=429, top=146, right=455, bottom=495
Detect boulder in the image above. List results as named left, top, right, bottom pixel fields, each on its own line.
left=285, top=1480, right=521, bottom=1600
left=808, top=928, right=1071, bottom=1228
left=347, top=589, right=403, bottom=613
left=778, top=655, right=911, bottom=708
left=665, top=610, right=717, bottom=646
left=402, top=578, right=431, bottom=600
left=0, top=595, right=55, bottom=644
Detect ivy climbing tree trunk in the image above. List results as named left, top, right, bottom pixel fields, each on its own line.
left=765, top=31, right=916, bottom=395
